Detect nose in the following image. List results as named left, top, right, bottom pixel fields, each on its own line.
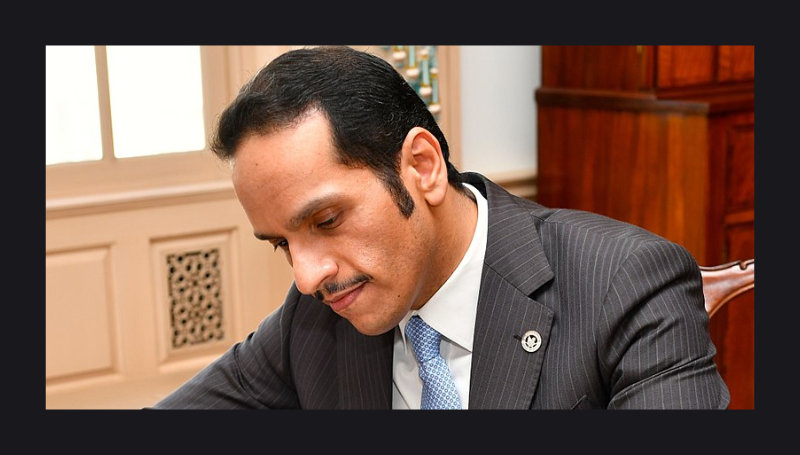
left=290, top=243, right=338, bottom=297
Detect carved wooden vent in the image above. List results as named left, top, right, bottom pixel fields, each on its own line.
left=166, top=248, right=224, bottom=348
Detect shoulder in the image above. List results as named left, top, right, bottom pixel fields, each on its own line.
left=527, top=206, right=699, bottom=293
left=532, top=206, right=676, bottom=257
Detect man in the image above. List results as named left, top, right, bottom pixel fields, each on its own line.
left=153, top=46, right=729, bottom=409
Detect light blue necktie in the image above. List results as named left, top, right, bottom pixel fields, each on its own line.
left=405, top=315, right=462, bottom=409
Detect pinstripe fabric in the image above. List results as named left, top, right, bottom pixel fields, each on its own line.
left=152, top=172, right=729, bottom=409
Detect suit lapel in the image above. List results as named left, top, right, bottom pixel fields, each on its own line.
left=336, top=319, right=394, bottom=409
left=464, top=173, right=556, bottom=409
left=469, top=269, right=554, bottom=409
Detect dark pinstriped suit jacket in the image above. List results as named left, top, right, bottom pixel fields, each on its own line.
left=153, top=172, right=730, bottom=409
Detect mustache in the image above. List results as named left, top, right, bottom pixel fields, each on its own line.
left=314, top=274, right=372, bottom=301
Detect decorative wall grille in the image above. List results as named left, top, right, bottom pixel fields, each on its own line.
left=166, top=248, right=224, bottom=348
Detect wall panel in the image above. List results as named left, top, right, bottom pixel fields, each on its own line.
left=46, top=246, right=117, bottom=380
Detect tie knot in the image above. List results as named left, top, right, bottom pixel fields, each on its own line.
left=405, top=315, right=442, bottom=364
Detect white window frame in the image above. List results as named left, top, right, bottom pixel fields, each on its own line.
left=46, top=46, right=236, bottom=202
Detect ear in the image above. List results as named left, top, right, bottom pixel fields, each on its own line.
left=401, top=127, right=448, bottom=206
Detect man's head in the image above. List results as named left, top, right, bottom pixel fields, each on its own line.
left=211, top=46, right=477, bottom=336
left=211, top=46, right=468, bottom=216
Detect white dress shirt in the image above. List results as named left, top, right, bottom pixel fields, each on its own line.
left=392, top=183, right=488, bottom=409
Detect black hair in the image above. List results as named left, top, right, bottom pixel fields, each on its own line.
left=210, top=46, right=467, bottom=217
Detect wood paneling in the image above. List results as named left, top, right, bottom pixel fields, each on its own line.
left=656, top=45, right=716, bottom=88
left=718, top=46, right=756, bottom=82
left=541, top=46, right=644, bottom=91
left=537, top=97, right=711, bottom=261
left=46, top=247, right=116, bottom=380
left=45, top=187, right=295, bottom=408
left=726, top=123, right=755, bottom=211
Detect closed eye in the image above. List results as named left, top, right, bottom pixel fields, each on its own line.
left=318, top=217, right=337, bottom=228
left=271, top=239, right=289, bottom=251
left=317, top=214, right=341, bottom=230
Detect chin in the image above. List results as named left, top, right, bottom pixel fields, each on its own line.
left=349, top=318, right=396, bottom=337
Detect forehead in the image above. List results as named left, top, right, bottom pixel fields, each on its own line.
left=234, top=111, right=334, bottom=171
left=232, top=112, right=339, bottom=194
left=230, top=112, right=373, bottom=231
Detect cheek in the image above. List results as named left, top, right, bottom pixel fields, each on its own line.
left=380, top=212, right=429, bottom=277
left=350, top=187, right=430, bottom=278
left=353, top=211, right=413, bottom=272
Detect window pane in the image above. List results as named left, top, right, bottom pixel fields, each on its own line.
left=106, top=46, right=206, bottom=159
left=46, top=46, right=103, bottom=165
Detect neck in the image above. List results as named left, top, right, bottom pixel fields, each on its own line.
left=415, top=186, right=478, bottom=310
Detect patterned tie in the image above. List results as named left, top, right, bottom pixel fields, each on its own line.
left=405, top=315, right=462, bottom=409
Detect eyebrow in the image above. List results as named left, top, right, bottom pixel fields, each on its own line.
left=253, top=193, right=341, bottom=241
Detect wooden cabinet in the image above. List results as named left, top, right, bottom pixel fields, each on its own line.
left=535, top=45, right=754, bottom=409
left=540, top=45, right=754, bottom=93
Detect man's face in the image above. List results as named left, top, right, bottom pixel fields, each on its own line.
left=232, top=112, right=438, bottom=336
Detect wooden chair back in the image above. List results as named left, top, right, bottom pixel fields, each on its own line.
left=700, top=259, right=754, bottom=317
left=699, top=258, right=754, bottom=409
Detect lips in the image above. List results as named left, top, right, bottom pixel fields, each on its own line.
left=327, top=282, right=366, bottom=313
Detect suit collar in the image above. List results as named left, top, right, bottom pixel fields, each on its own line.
left=462, top=172, right=555, bottom=409
left=462, top=172, right=554, bottom=295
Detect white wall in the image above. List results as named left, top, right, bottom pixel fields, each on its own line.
left=458, top=46, right=540, bottom=177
